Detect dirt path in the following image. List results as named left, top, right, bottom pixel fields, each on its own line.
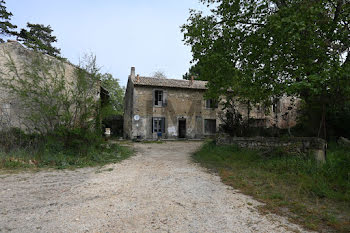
left=0, top=141, right=309, bottom=233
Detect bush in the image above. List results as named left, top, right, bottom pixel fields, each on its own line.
left=0, top=128, right=132, bottom=169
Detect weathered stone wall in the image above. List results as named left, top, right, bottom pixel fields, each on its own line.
left=216, top=134, right=326, bottom=162
left=0, top=41, right=99, bottom=132
left=225, top=96, right=300, bottom=129
left=127, top=85, right=220, bottom=139
left=123, top=78, right=134, bottom=139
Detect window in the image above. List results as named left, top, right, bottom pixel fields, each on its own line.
left=154, top=90, right=163, bottom=106
left=153, top=90, right=167, bottom=107
left=152, top=117, right=165, bottom=133
left=206, top=99, right=218, bottom=109
left=204, top=119, right=216, bottom=134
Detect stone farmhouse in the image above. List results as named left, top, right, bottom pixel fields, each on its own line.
left=124, top=67, right=217, bottom=140
left=124, top=67, right=298, bottom=140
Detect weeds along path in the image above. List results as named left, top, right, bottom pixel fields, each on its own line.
left=0, top=141, right=311, bottom=233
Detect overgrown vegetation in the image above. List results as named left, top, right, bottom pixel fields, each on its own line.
left=182, top=0, right=350, bottom=139
left=0, top=46, right=130, bottom=170
left=0, top=51, right=100, bottom=134
left=99, top=72, right=124, bottom=116
left=0, top=128, right=132, bottom=170
left=193, top=141, right=350, bottom=232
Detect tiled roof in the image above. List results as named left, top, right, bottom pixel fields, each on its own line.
left=131, top=76, right=207, bottom=90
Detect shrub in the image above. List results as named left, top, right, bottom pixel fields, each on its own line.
left=0, top=128, right=132, bottom=169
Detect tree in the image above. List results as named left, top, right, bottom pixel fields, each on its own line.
left=0, top=0, right=17, bottom=43
left=152, top=71, right=167, bottom=79
left=218, top=94, right=246, bottom=137
left=99, top=73, right=125, bottom=115
left=182, top=0, right=350, bottom=138
left=18, top=23, right=61, bottom=57
left=182, top=63, right=204, bottom=80
left=0, top=50, right=99, bottom=135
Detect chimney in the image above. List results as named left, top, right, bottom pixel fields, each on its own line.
left=190, top=76, right=194, bottom=85
left=136, top=74, right=140, bottom=82
left=130, top=67, right=136, bottom=79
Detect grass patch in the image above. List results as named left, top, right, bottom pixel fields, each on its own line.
left=0, top=129, right=133, bottom=170
left=0, top=142, right=133, bottom=170
left=0, top=131, right=133, bottom=170
left=193, top=141, right=350, bottom=233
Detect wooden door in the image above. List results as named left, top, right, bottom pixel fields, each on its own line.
left=178, top=119, right=186, bottom=138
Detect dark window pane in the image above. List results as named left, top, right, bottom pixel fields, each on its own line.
left=154, top=90, right=163, bottom=106
left=204, top=119, right=216, bottom=134
left=206, top=99, right=217, bottom=109
left=153, top=117, right=166, bottom=133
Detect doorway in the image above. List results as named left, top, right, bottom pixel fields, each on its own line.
left=178, top=119, right=186, bottom=138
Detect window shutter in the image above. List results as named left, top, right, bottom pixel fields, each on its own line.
left=153, top=90, right=156, bottom=106
left=161, top=117, right=165, bottom=133
left=163, top=91, right=167, bottom=107
left=152, top=117, right=154, bottom=133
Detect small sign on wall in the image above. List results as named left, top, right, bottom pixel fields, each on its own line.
left=134, top=115, right=140, bottom=121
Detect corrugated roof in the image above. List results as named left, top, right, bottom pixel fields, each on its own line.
left=131, top=76, right=207, bottom=90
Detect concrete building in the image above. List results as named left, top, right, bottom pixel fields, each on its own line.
left=124, top=67, right=299, bottom=140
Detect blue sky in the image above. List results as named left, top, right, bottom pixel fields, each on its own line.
left=7, top=0, right=207, bottom=86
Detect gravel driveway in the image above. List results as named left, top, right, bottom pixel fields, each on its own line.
left=0, top=141, right=309, bottom=233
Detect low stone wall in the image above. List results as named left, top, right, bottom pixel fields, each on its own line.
left=216, top=134, right=327, bottom=162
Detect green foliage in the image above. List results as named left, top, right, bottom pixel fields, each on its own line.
left=0, top=0, right=17, bottom=43
left=0, top=42, right=131, bottom=170
left=193, top=141, right=350, bottom=232
left=99, top=73, right=124, bottom=116
left=182, top=0, right=350, bottom=136
left=327, top=102, right=350, bottom=139
left=0, top=128, right=133, bottom=169
left=219, top=96, right=247, bottom=136
left=18, top=23, right=61, bottom=57
left=0, top=51, right=100, bottom=134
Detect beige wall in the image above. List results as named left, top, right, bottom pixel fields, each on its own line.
left=219, top=96, right=299, bottom=129
left=123, top=80, right=299, bottom=140
left=125, top=83, right=220, bottom=139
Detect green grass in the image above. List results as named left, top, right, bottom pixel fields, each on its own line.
left=193, top=141, right=350, bottom=233
left=0, top=142, right=133, bottom=170
left=0, top=128, right=134, bottom=170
